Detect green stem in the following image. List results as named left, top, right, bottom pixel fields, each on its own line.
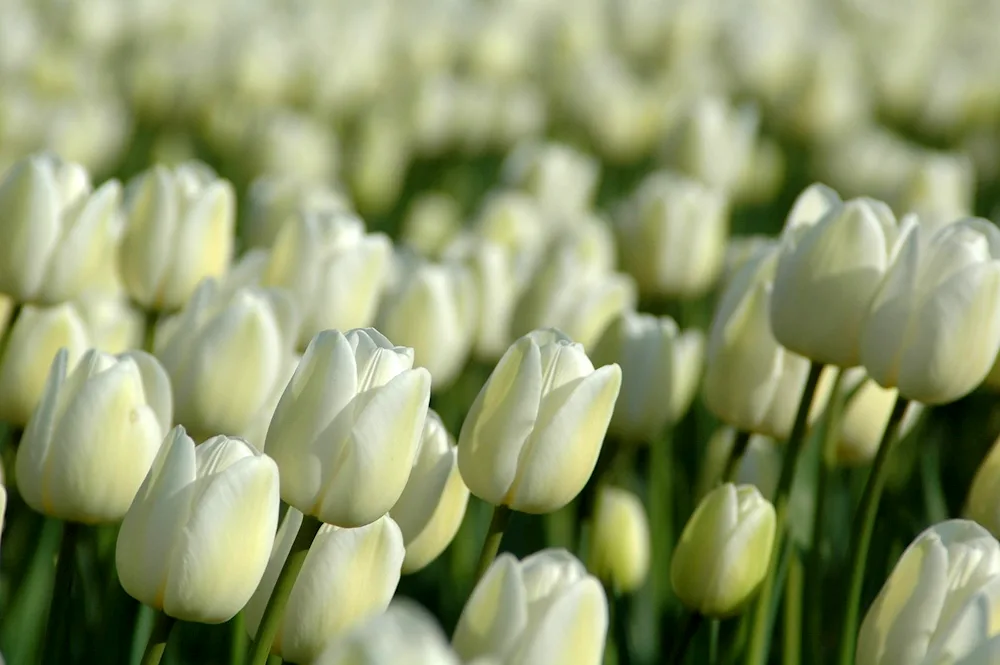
left=836, top=396, right=910, bottom=665
left=723, top=431, right=753, bottom=483
left=611, top=589, right=633, bottom=665
left=783, top=554, right=803, bottom=665
left=744, top=361, right=825, bottom=665
left=139, top=611, right=176, bottom=665
left=41, top=521, right=80, bottom=665
left=649, top=428, right=674, bottom=608
left=474, top=505, right=513, bottom=582
left=709, top=619, right=721, bottom=665
left=143, top=310, right=159, bottom=353
left=0, top=302, right=23, bottom=360
left=231, top=612, right=248, bottom=665
left=669, top=612, right=704, bottom=665
left=248, top=515, right=323, bottom=665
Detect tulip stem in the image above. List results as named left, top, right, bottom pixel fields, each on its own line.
left=744, top=361, right=825, bottom=665
left=669, top=611, right=703, bottom=664
left=611, top=589, right=633, bottom=665
left=474, top=504, right=513, bottom=582
left=139, top=611, right=176, bottom=665
left=231, top=612, right=247, bottom=665
left=143, top=310, right=159, bottom=353
left=0, top=302, right=22, bottom=362
left=783, top=554, right=804, bottom=665
left=41, top=520, right=80, bottom=665
left=722, top=430, right=752, bottom=483
left=836, top=396, right=910, bottom=665
left=248, top=514, right=323, bottom=665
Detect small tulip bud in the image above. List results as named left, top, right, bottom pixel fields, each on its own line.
left=590, top=486, right=650, bottom=593
left=458, top=329, right=621, bottom=514
left=673, top=96, right=758, bottom=195
left=899, top=153, right=974, bottom=234
left=244, top=175, right=352, bottom=249
left=119, top=162, right=235, bottom=311
left=771, top=184, right=914, bottom=368
left=453, top=549, right=608, bottom=665
left=401, top=192, right=463, bottom=258
left=116, top=429, right=280, bottom=623
left=616, top=171, right=729, bottom=299
left=0, top=304, right=90, bottom=426
left=832, top=370, right=924, bottom=466
left=473, top=191, right=547, bottom=283
left=857, top=520, right=1000, bottom=665
left=861, top=218, right=1000, bottom=404
left=350, top=110, right=410, bottom=216
left=17, top=348, right=171, bottom=523
left=244, top=508, right=404, bottom=665
left=671, top=483, right=777, bottom=618
left=265, top=328, right=431, bottom=527
left=390, top=411, right=470, bottom=574
left=0, top=153, right=121, bottom=304
left=501, top=142, right=599, bottom=217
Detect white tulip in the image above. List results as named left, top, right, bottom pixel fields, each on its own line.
left=473, top=191, right=547, bottom=287
left=116, top=429, right=280, bottom=623
left=244, top=508, right=404, bottom=665
left=74, top=292, right=145, bottom=354
left=401, top=192, right=463, bottom=259
left=590, top=486, right=650, bottom=593
left=900, top=153, right=975, bottom=234
left=672, top=96, right=758, bottom=194
left=832, top=370, right=924, bottom=466
left=501, top=142, right=599, bottom=217
left=265, top=328, right=431, bottom=527
left=245, top=175, right=352, bottom=249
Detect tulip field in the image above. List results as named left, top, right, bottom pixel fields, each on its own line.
left=5, top=1, right=1000, bottom=664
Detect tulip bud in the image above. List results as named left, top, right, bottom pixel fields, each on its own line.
left=262, top=211, right=392, bottom=348
left=703, top=247, right=832, bottom=438
left=453, top=549, right=608, bottom=665
left=17, top=347, right=171, bottom=523
left=0, top=304, right=90, bottom=426
left=501, top=142, right=599, bottom=217
left=458, top=329, right=621, bottom=514
left=265, top=328, right=431, bottom=527
left=861, top=218, right=1000, bottom=404
left=401, top=192, right=462, bottom=259
left=771, top=184, right=914, bottom=368
left=832, top=370, right=924, bottom=466
left=377, top=259, right=478, bottom=390
left=244, top=508, right=404, bottom=665
left=119, top=162, right=235, bottom=311
left=155, top=280, right=297, bottom=442
left=899, top=153, right=975, bottom=234
left=245, top=175, right=352, bottom=249
left=444, top=237, right=518, bottom=361
left=0, top=153, right=121, bottom=304
left=616, top=171, right=729, bottom=299
left=350, top=109, right=410, bottom=216
left=473, top=191, right=547, bottom=285
left=589, top=486, right=650, bottom=593
left=116, top=429, right=280, bottom=623
left=857, top=520, right=1000, bottom=665
left=671, top=483, right=777, bottom=618
left=592, top=312, right=703, bottom=443
left=698, top=428, right=781, bottom=501
left=672, top=96, right=758, bottom=194
left=390, top=411, right=470, bottom=574
left=74, top=293, right=145, bottom=354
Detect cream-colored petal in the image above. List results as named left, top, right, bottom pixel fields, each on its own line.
left=452, top=554, right=527, bottom=661
left=15, top=348, right=68, bottom=516
left=510, top=577, right=608, bottom=665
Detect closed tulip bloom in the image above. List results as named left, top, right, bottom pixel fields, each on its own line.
left=590, top=486, right=650, bottom=593
left=378, top=259, right=477, bottom=390
left=444, top=237, right=518, bottom=361
left=315, top=600, right=461, bottom=665
left=965, top=436, right=1000, bottom=539
left=116, top=429, right=280, bottom=623
left=0, top=304, right=90, bottom=426
left=16, top=348, right=171, bottom=523
left=857, top=520, right=1000, bottom=665
left=458, top=329, right=621, bottom=513
left=244, top=175, right=352, bottom=249
left=119, top=162, right=235, bottom=311
left=672, top=329, right=706, bottom=422
left=0, top=153, right=122, bottom=304
left=401, top=192, right=463, bottom=259
left=452, top=549, right=608, bottom=665
left=390, top=411, right=469, bottom=573
left=832, top=370, right=924, bottom=466
left=673, top=96, right=759, bottom=195
left=265, top=328, right=431, bottom=527
left=473, top=191, right=547, bottom=286
left=262, top=212, right=392, bottom=348
left=75, top=293, right=145, bottom=354
left=671, top=483, right=777, bottom=618
left=155, top=280, right=297, bottom=441
left=616, top=171, right=729, bottom=299
left=861, top=218, right=1000, bottom=404
left=501, top=141, right=599, bottom=216
left=900, top=153, right=974, bottom=234
left=244, top=509, right=404, bottom=664
left=771, top=184, right=913, bottom=368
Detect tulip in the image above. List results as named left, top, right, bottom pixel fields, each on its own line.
left=390, top=411, right=469, bottom=574
left=377, top=259, right=478, bottom=390
left=856, top=520, right=1000, bottom=665
left=832, top=370, right=924, bottom=466
left=770, top=184, right=914, bottom=368
left=501, top=141, right=599, bottom=217
left=0, top=153, right=122, bottom=305
left=452, top=549, right=608, bottom=665
left=116, top=429, right=280, bottom=623
left=315, top=600, right=461, bottom=665
left=74, top=293, right=145, bottom=354
left=698, top=428, right=781, bottom=502
left=900, top=153, right=974, bottom=234
left=589, top=486, right=650, bottom=593
left=262, top=211, right=392, bottom=348
left=119, top=162, right=235, bottom=311
left=671, top=483, right=777, bottom=618
left=350, top=109, right=410, bottom=216
left=265, top=328, right=431, bottom=527
left=672, top=96, right=759, bottom=195
left=965, top=435, right=1000, bottom=539
left=0, top=304, right=90, bottom=426
left=861, top=218, right=1000, bottom=404
left=244, top=509, right=404, bottom=665
left=155, top=280, right=298, bottom=442
left=17, top=347, right=171, bottom=523
left=244, top=175, right=352, bottom=249
left=401, top=192, right=462, bottom=258
left=615, top=171, right=729, bottom=299
left=702, top=246, right=832, bottom=439
left=592, top=312, right=703, bottom=443
left=473, top=191, right=547, bottom=286
left=459, top=329, right=621, bottom=514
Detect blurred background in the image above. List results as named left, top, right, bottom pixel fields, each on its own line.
left=3, top=0, right=1000, bottom=663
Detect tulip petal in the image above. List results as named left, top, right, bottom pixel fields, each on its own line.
left=0, top=158, right=60, bottom=299
left=452, top=554, right=527, bottom=661
left=511, top=576, right=608, bottom=665
left=121, top=350, right=173, bottom=437
left=121, top=167, right=178, bottom=306
left=15, top=348, right=68, bottom=515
